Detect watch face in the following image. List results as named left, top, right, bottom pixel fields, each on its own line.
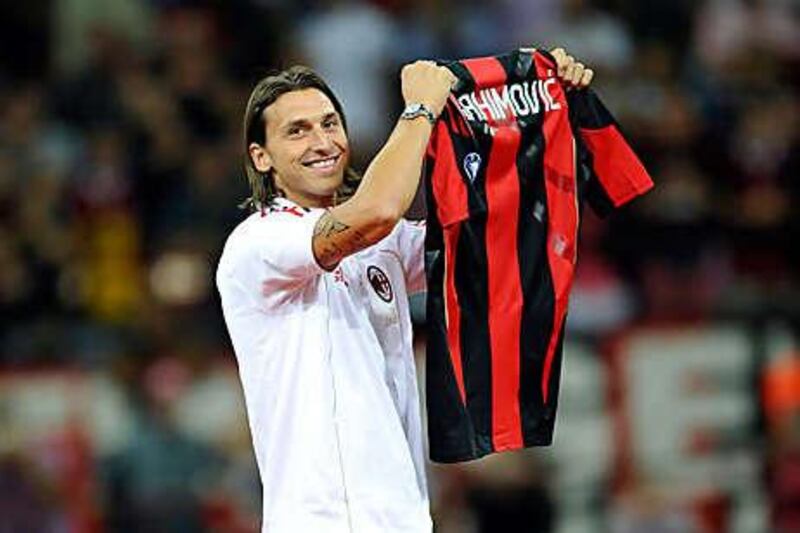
left=403, top=104, right=421, bottom=116
left=401, top=103, right=434, bottom=124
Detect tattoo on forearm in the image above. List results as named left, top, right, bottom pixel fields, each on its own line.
left=313, top=211, right=369, bottom=269
left=314, top=212, right=350, bottom=237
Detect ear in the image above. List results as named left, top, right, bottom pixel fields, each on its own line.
left=249, top=142, right=272, bottom=173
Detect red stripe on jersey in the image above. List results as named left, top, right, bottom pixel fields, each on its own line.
left=431, top=118, right=469, bottom=403
left=485, top=126, right=525, bottom=451
left=444, top=222, right=466, bottom=404
left=535, top=53, right=578, bottom=404
left=464, top=57, right=525, bottom=451
left=461, top=56, right=508, bottom=89
left=281, top=206, right=305, bottom=217
left=579, top=125, right=654, bottom=206
left=462, top=57, right=507, bottom=130
left=431, top=120, right=469, bottom=226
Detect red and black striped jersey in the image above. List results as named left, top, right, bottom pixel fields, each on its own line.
left=424, top=49, right=653, bottom=462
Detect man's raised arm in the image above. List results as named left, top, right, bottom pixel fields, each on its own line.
left=312, top=49, right=594, bottom=270
left=312, top=61, right=455, bottom=270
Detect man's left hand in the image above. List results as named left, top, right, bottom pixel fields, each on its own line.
left=549, top=47, right=594, bottom=88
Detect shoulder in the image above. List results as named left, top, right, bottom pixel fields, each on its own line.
left=230, top=205, right=319, bottom=244
left=216, top=213, right=260, bottom=283
left=217, top=204, right=324, bottom=279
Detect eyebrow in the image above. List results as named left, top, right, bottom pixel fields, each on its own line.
left=282, top=112, right=339, bottom=131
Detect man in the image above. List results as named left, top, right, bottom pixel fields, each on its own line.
left=217, top=50, right=593, bottom=532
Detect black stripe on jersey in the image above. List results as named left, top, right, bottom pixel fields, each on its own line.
left=494, top=51, right=519, bottom=84
left=508, top=52, right=560, bottom=446
left=576, top=138, right=616, bottom=217
left=567, top=89, right=616, bottom=129
left=424, top=152, right=478, bottom=462
left=445, top=60, right=477, bottom=94
left=422, top=153, right=443, bottom=252
left=512, top=49, right=535, bottom=82
left=449, top=58, right=495, bottom=458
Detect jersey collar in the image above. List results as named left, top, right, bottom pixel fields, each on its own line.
left=270, top=195, right=318, bottom=213
left=272, top=195, right=327, bottom=212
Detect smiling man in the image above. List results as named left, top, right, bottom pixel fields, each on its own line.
left=216, top=51, right=592, bottom=533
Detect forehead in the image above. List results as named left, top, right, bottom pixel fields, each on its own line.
left=264, top=88, right=338, bottom=129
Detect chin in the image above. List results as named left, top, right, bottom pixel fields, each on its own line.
left=307, top=179, right=342, bottom=199
left=317, top=171, right=345, bottom=189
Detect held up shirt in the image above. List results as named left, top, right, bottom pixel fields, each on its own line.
left=424, top=49, right=654, bottom=462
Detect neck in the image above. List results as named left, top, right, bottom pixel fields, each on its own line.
left=281, top=189, right=335, bottom=209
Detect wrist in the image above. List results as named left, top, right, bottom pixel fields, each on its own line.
left=399, top=102, right=438, bottom=126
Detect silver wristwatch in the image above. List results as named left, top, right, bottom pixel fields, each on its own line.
left=399, top=102, right=437, bottom=125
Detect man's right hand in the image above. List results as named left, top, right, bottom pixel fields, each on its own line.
left=400, top=61, right=457, bottom=118
left=311, top=61, right=455, bottom=271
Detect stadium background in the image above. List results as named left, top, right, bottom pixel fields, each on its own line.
left=1, top=0, right=798, bottom=531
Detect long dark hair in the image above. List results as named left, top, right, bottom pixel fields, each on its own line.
left=241, top=65, right=361, bottom=210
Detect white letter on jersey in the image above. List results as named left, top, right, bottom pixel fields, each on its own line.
left=489, top=86, right=513, bottom=120
left=509, top=83, right=530, bottom=116
left=457, top=94, right=479, bottom=122
left=470, top=92, right=494, bottom=122
left=524, top=81, right=540, bottom=115
left=542, top=78, right=562, bottom=111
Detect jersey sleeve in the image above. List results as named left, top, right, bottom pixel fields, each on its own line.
left=255, top=209, right=327, bottom=281
left=569, top=89, right=654, bottom=216
left=390, top=218, right=427, bottom=295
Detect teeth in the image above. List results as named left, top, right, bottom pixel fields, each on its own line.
left=307, top=156, right=337, bottom=169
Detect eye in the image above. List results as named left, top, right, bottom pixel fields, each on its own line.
left=287, top=126, right=303, bottom=138
left=323, top=117, right=339, bottom=130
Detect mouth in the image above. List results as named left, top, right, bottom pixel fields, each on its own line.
left=302, top=154, right=342, bottom=172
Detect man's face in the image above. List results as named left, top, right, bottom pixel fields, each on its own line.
left=250, top=88, right=349, bottom=207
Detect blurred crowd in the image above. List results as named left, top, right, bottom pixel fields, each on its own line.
left=1, top=0, right=799, bottom=531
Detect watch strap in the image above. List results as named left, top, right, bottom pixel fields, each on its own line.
left=399, top=103, right=437, bottom=125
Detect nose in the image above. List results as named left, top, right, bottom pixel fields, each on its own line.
left=308, top=126, right=334, bottom=151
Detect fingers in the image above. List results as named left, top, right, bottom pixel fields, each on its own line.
left=565, top=63, right=593, bottom=88
left=402, top=60, right=452, bottom=81
left=400, top=60, right=456, bottom=116
left=412, top=60, right=456, bottom=88
left=579, top=68, right=594, bottom=88
left=562, top=57, right=577, bottom=84
left=550, top=47, right=568, bottom=77
left=569, top=62, right=584, bottom=86
left=549, top=47, right=594, bottom=89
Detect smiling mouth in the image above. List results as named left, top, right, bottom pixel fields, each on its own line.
left=302, top=154, right=341, bottom=171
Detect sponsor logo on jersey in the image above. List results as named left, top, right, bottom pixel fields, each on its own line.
left=463, top=152, right=481, bottom=183
left=367, top=266, right=393, bottom=303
